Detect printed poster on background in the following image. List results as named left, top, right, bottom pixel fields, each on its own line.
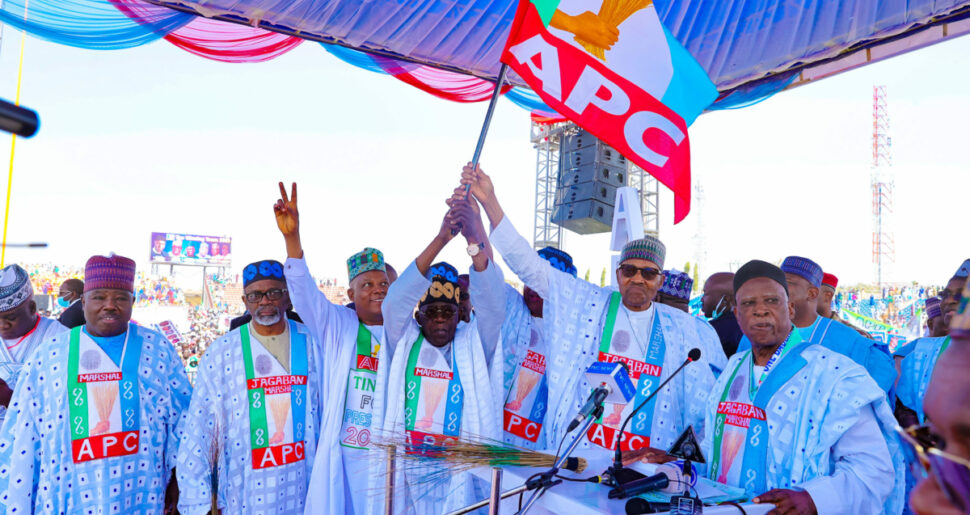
left=150, top=232, right=231, bottom=266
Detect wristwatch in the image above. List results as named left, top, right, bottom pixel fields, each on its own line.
left=466, top=242, right=485, bottom=257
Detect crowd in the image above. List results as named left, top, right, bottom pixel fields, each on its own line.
left=0, top=166, right=966, bottom=515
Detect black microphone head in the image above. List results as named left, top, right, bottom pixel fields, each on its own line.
left=625, top=497, right=652, bottom=514
left=688, top=348, right=701, bottom=361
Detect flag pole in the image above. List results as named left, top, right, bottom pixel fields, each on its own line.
left=469, top=63, right=510, bottom=170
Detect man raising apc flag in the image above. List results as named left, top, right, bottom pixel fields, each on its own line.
left=502, top=0, right=718, bottom=222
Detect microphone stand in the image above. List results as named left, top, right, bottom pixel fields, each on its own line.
left=606, top=356, right=697, bottom=492
left=515, top=403, right=604, bottom=515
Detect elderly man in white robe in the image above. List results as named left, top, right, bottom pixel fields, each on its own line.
left=461, top=163, right=717, bottom=460
left=704, top=260, right=903, bottom=515
left=0, top=254, right=192, bottom=514
left=177, top=260, right=322, bottom=514
left=272, top=182, right=394, bottom=514
left=373, top=196, right=504, bottom=515
left=0, top=264, right=67, bottom=425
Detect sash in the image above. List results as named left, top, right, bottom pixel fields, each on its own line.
left=503, top=347, right=548, bottom=443
left=240, top=321, right=309, bottom=469
left=340, top=323, right=379, bottom=449
left=587, top=292, right=665, bottom=452
left=67, top=325, right=142, bottom=463
left=404, top=335, right=464, bottom=448
left=709, top=330, right=807, bottom=494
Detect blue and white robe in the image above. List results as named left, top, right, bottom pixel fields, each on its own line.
left=0, top=323, right=191, bottom=514
left=702, top=338, right=905, bottom=515
left=176, top=320, right=323, bottom=515
left=896, top=336, right=948, bottom=422
left=489, top=217, right=718, bottom=452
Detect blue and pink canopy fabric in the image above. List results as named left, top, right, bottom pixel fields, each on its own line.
left=2, top=0, right=970, bottom=120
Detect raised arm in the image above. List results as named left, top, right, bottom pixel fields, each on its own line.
left=383, top=207, right=460, bottom=344
left=460, top=164, right=554, bottom=298
left=451, top=192, right=504, bottom=362
left=274, top=182, right=351, bottom=360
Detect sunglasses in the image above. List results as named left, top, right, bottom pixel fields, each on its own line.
left=896, top=424, right=970, bottom=512
left=617, top=264, right=661, bottom=280
left=244, top=288, right=287, bottom=303
left=941, top=289, right=965, bottom=302
left=419, top=305, right=458, bottom=320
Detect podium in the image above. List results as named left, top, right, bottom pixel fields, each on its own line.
left=467, top=450, right=772, bottom=515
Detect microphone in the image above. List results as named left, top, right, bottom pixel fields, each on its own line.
left=624, top=498, right=672, bottom=514
left=608, top=463, right=683, bottom=499
left=566, top=362, right=635, bottom=432
left=611, top=348, right=701, bottom=481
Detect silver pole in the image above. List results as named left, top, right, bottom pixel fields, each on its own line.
left=488, top=467, right=504, bottom=515
left=384, top=446, right=396, bottom=515
left=470, top=63, right=510, bottom=168
left=446, top=485, right=530, bottom=515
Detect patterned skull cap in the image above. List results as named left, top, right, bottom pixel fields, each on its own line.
left=84, top=254, right=136, bottom=292
left=419, top=262, right=459, bottom=308
left=620, top=235, right=666, bottom=269
left=243, top=260, right=285, bottom=288
left=537, top=246, right=577, bottom=277
left=925, top=296, right=942, bottom=320
left=0, top=264, right=33, bottom=312
left=781, top=256, right=824, bottom=288
left=347, top=247, right=386, bottom=283
left=660, top=269, right=693, bottom=301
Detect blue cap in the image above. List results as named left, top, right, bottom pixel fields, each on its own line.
left=781, top=256, right=823, bottom=288
left=538, top=246, right=577, bottom=277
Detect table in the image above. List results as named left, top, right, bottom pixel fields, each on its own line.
left=466, top=450, right=772, bottom=515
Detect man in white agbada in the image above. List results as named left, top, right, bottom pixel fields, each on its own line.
left=473, top=245, right=577, bottom=450
left=177, top=259, right=322, bottom=514
left=0, top=264, right=67, bottom=425
left=272, top=182, right=394, bottom=514
left=461, top=163, right=717, bottom=459
left=703, top=260, right=903, bottom=515
left=0, top=254, right=192, bottom=513
left=375, top=197, right=503, bottom=515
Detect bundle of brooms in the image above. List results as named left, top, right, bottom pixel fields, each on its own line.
left=372, top=436, right=588, bottom=475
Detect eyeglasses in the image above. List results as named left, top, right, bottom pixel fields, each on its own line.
left=896, top=424, right=970, bottom=511
left=940, top=289, right=964, bottom=302
left=244, top=288, right=287, bottom=303
left=617, top=264, right=661, bottom=280
left=419, top=305, right=458, bottom=320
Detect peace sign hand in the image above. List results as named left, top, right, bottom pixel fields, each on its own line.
left=274, top=182, right=299, bottom=237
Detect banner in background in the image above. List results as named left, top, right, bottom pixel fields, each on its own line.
left=150, top=232, right=231, bottom=266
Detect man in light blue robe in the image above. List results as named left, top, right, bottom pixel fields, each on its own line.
left=739, top=256, right=897, bottom=397
left=0, top=255, right=192, bottom=514
left=703, top=260, right=903, bottom=515
left=461, top=164, right=718, bottom=458
left=898, top=262, right=967, bottom=423
left=177, top=260, right=323, bottom=514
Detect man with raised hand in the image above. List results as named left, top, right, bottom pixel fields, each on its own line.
left=376, top=195, right=504, bottom=515
left=0, top=264, right=67, bottom=426
left=177, top=260, right=322, bottom=514
left=0, top=255, right=192, bottom=514
left=461, top=163, right=717, bottom=459
left=272, top=182, right=392, bottom=514
left=704, top=260, right=902, bottom=515
left=742, top=256, right=897, bottom=396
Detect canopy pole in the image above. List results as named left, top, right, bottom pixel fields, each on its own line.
left=2, top=0, right=30, bottom=267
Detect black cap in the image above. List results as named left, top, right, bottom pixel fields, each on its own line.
left=734, top=260, right=789, bottom=295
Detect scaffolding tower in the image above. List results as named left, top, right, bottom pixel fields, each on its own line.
left=871, top=85, right=895, bottom=288
left=531, top=122, right=659, bottom=248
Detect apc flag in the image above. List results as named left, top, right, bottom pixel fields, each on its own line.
left=501, top=0, right=718, bottom=222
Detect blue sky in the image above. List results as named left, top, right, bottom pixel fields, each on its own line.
left=0, top=22, right=967, bottom=288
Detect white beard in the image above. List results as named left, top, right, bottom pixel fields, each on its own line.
left=252, top=310, right=282, bottom=326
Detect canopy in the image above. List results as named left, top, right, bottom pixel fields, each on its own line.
left=149, top=0, right=970, bottom=105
